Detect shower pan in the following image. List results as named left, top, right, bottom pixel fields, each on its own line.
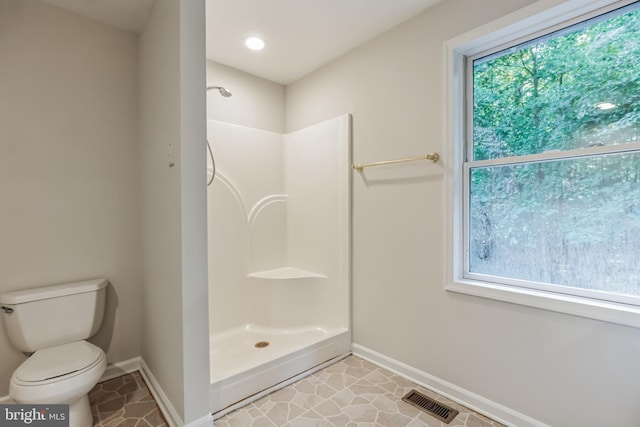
left=206, top=114, right=352, bottom=416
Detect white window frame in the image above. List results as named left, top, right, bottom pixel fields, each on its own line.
left=444, top=0, right=640, bottom=328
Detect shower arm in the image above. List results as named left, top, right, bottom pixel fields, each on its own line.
left=207, top=86, right=232, bottom=97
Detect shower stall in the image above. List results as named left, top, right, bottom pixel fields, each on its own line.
left=206, top=111, right=352, bottom=416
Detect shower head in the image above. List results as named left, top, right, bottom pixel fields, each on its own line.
left=207, top=86, right=232, bottom=97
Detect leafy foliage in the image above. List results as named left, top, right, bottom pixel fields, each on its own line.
left=469, top=5, right=640, bottom=297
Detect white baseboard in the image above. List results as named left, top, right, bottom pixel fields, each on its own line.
left=100, top=357, right=193, bottom=427
left=99, top=357, right=188, bottom=427
left=1, top=357, right=210, bottom=427
left=351, top=343, right=548, bottom=427
left=138, top=358, right=184, bottom=427
left=100, top=357, right=186, bottom=427
left=101, top=356, right=142, bottom=382
left=104, top=357, right=212, bottom=427
left=185, top=413, right=214, bottom=427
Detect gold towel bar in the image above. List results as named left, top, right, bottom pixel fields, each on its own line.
left=352, top=153, right=439, bottom=173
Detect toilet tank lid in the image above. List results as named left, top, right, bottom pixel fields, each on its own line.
left=0, top=278, right=107, bottom=305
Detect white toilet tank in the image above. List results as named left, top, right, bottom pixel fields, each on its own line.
left=0, top=278, right=107, bottom=353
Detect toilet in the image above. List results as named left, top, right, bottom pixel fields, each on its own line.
left=0, top=278, right=108, bottom=427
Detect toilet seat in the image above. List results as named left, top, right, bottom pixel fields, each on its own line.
left=14, top=341, right=103, bottom=384
left=13, top=341, right=103, bottom=385
left=10, top=340, right=106, bottom=405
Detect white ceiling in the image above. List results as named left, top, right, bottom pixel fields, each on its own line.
left=44, top=0, right=443, bottom=85
left=43, top=0, right=154, bottom=33
left=206, top=0, right=443, bottom=84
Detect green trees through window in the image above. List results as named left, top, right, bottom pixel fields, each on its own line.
left=468, top=2, right=640, bottom=301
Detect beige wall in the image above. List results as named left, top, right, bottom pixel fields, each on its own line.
left=139, top=0, right=209, bottom=423
left=5, top=1, right=640, bottom=425
left=177, top=0, right=210, bottom=421
left=0, top=0, right=141, bottom=397
left=138, top=0, right=185, bottom=419
left=206, top=60, right=285, bottom=133
left=0, top=0, right=209, bottom=420
left=286, top=1, right=640, bottom=426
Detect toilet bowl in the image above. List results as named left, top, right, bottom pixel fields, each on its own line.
left=11, top=341, right=106, bottom=401
left=0, top=278, right=108, bottom=427
left=10, top=341, right=106, bottom=427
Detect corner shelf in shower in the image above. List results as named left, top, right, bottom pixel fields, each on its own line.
left=247, top=267, right=327, bottom=280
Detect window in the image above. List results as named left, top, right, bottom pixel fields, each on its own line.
left=446, top=0, right=640, bottom=326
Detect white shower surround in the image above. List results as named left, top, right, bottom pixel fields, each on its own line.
left=206, top=115, right=351, bottom=414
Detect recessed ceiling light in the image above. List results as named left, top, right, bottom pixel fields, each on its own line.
left=596, top=102, right=616, bottom=110
left=244, top=36, right=265, bottom=51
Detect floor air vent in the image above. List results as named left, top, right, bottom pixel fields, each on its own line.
left=402, top=390, right=459, bottom=424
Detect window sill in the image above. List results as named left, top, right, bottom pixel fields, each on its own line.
left=446, top=279, right=640, bottom=329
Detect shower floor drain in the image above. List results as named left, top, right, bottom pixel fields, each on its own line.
left=402, top=390, right=459, bottom=424
left=254, top=341, right=270, bottom=348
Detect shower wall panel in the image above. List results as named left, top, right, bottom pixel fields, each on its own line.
left=207, top=121, right=284, bottom=331
left=207, top=115, right=350, bottom=334
left=284, top=115, right=351, bottom=329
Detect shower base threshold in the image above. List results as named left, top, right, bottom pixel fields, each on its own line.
left=209, top=325, right=350, bottom=415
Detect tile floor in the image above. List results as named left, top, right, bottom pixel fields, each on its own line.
left=89, top=371, right=168, bottom=427
left=214, top=355, right=506, bottom=427
left=88, top=356, right=504, bottom=427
